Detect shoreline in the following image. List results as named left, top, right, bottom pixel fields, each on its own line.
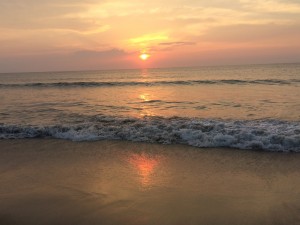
left=1, top=139, right=300, bottom=225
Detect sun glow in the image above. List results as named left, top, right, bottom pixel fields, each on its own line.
left=139, top=53, right=150, bottom=61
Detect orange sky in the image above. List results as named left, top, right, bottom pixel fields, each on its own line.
left=0, top=0, right=300, bottom=72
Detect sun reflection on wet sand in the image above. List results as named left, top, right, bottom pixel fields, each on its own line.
left=128, top=153, right=161, bottom=188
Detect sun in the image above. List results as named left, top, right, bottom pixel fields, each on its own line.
left=139, top=53, right=150, bottom=61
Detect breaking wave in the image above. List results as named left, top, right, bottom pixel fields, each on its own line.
left=1, top=116, right=299, bottom=152
left=1, top=79, right=299, bottom=88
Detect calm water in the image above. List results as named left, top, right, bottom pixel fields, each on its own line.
left=0, top=64, right=300, bottom=151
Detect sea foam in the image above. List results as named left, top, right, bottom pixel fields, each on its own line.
left=1, top=116, right=299, bottom=152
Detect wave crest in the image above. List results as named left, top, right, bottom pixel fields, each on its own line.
left=1, top=116, right=299, bottom=152
left=1, top=79, right=299, bottom=88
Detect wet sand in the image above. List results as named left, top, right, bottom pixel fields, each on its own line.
left=0, top=139, right=300, bottom=225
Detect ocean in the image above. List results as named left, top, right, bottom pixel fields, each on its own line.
left=0, top=63, right=299, bottom=151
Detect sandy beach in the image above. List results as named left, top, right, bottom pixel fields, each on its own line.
left=0, top=139, right=299, bottom=225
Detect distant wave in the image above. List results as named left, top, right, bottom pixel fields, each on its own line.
left=1, top=79, right=299, bottom=88
left=1, top=116, right=299, bottom=152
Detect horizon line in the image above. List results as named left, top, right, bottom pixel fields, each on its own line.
left=0, top=61, right=299, bottom=74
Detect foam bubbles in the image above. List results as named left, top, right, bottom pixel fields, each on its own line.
left=0, top=116, right=299, bottom=152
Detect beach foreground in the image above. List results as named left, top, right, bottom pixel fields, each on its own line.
left=0, top=139, right=299, bottom=225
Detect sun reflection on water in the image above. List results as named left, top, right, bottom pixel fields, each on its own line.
left=140, top=68, right=149, bottom=77
left=140, top=93, right=150, bottom=102
left=136, top=68, right=159, bottom=117
left=138, top=93, right=157, bottom=117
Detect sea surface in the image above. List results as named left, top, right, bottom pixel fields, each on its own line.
left=0, top=64, right=299, bottom=151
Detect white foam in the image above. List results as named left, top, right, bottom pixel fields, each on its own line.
left=0, top=116, right=299, bottom=152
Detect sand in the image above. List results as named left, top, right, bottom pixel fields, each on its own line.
left=0, top=139, right=299, bottom=225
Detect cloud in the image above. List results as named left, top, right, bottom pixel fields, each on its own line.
left=0, top=1, right=106, bottom=32
left=73, top=48, right=127, bottom=58
left=0, top=48, right=129, bottom=73
left=240, top=0, right=300, bottom=13
left=130, top=33, right=169, bottom=44
left=199, top=23, right=300, bottom=45
left=159, top=41, right=196, bottom=46
left=149, top=41, right=197, bottom=52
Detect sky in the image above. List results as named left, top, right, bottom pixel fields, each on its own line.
left=1, top=0, right=300, bottom=72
